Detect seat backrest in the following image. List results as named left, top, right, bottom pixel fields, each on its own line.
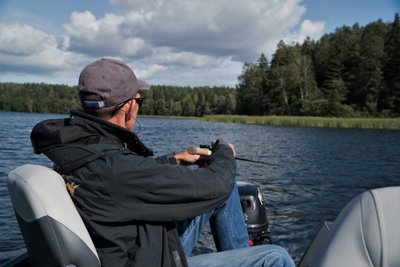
left=7, top=164, right=101, bottom=267
left=307, top=186, right=400, bottom=267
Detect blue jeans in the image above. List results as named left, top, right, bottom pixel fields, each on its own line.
left=177, top=180, right=249, bottom=254
left=177, top=180, right=295, bottom=267
left=187, top=245, right=295, bottom=267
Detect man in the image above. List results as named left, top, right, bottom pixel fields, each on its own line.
left=31, top=58, right=295, bottom=267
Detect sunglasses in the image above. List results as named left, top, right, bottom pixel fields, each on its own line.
left=133, top=97, right=144, bottom=107
left=112, top=96, right=145, bottom=117
left=115, top=96, right=145, bottom=110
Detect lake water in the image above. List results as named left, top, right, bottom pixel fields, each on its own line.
left=1, top=111, right=399, bottom=265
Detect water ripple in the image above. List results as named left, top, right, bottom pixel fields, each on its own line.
left=1, top=112, right=399, bottom=264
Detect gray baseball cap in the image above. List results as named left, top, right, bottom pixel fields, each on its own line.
left=78, top=58, right=150, bottom=109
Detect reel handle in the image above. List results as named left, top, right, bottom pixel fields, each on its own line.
left=187, top=146, right=212, bottom=156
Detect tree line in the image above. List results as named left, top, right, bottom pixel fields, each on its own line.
left=0, top=83, right=80, bottom=114
left=237, top=14, right=400, bottom=117
left=0, top=82, right=236, bottom=116
left=0, top=14, right=399, bottom=117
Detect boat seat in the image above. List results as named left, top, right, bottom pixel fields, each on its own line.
left=7, top=164, right=101, bottom=267
left=304, top=186, right=400, bottom=267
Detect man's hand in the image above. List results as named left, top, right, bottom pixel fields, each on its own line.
left=178, top=139, right=236, bottom=166
left=174, top=151, right=200, bottom=165
left=212, top=139, right=236, bottom=157
left=227, top=143, right=236, bottom=157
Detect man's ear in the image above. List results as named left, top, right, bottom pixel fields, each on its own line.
left=121, top=99, right=133, bottom=112
left=124, top=99, right=136, bottom=121
left=125, top=110, right=131, bottom=121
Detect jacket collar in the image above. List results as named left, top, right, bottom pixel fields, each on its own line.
left=70, top=109, right=154, bottom=157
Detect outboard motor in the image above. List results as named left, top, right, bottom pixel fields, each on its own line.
left=237, top=181, right=270, bottom=244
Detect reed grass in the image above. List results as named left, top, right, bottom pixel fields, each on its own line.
left=201, top=115, right=400, bottom=130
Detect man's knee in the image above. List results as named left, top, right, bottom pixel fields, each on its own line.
left=255, top=244, right=295, bottom=267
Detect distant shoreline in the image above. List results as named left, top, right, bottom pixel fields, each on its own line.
left=2, top=111, right=399, bottom=130
left=200, top=115, right=400, bottom=130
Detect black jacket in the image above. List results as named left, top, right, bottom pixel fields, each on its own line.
left=30, top=109, right=237, bottom=267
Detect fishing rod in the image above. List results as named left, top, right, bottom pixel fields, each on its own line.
left=233, top=156, right=278, bottom=166
left=187, top=146, right=278, bottom=166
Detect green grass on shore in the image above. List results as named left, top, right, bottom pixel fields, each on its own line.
left=201, top=115, right=400, bottom=130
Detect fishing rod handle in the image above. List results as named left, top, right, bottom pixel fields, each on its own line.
left=187, top=146, right=212, bottom=156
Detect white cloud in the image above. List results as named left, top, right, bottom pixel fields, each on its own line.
left=0, top=22, right=76, bottom=73
left=162, top=51, right=223, bottom=68
left=114, top=0, right=309, bottom=61
left=63, top=11, right=149, bottom=58
left=1, top=0, right=326, bottom=86
left=283, top=19, right=325, bottom=44
left=62, top=0, right=316, bottom=62
left=134, top=63, right=167, bottom=80
left=0, top=22, right=52, bottom=56
left=299, top=19, right=325, bottom=40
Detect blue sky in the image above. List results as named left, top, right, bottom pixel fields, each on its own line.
left=303, top=0, right=398, bottom=33
left=0, top=0, right=398, bottom=87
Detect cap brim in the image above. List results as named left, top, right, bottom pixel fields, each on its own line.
left=138, top=79, right=150, bottom=91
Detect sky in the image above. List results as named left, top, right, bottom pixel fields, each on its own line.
left=0, top=0, right=398, bottom=87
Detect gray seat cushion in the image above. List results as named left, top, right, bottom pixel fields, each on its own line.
left=8, top=164, right=101, bottom=267
left=308, top=186, right=400, bottom=267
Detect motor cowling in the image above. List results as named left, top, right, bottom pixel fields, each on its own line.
left=237, top=181, right=270, bottom=245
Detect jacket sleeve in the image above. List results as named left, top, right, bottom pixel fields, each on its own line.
left=154, top=153, right=178, bottom=165
left=80, top=141, right=236, bottom=223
